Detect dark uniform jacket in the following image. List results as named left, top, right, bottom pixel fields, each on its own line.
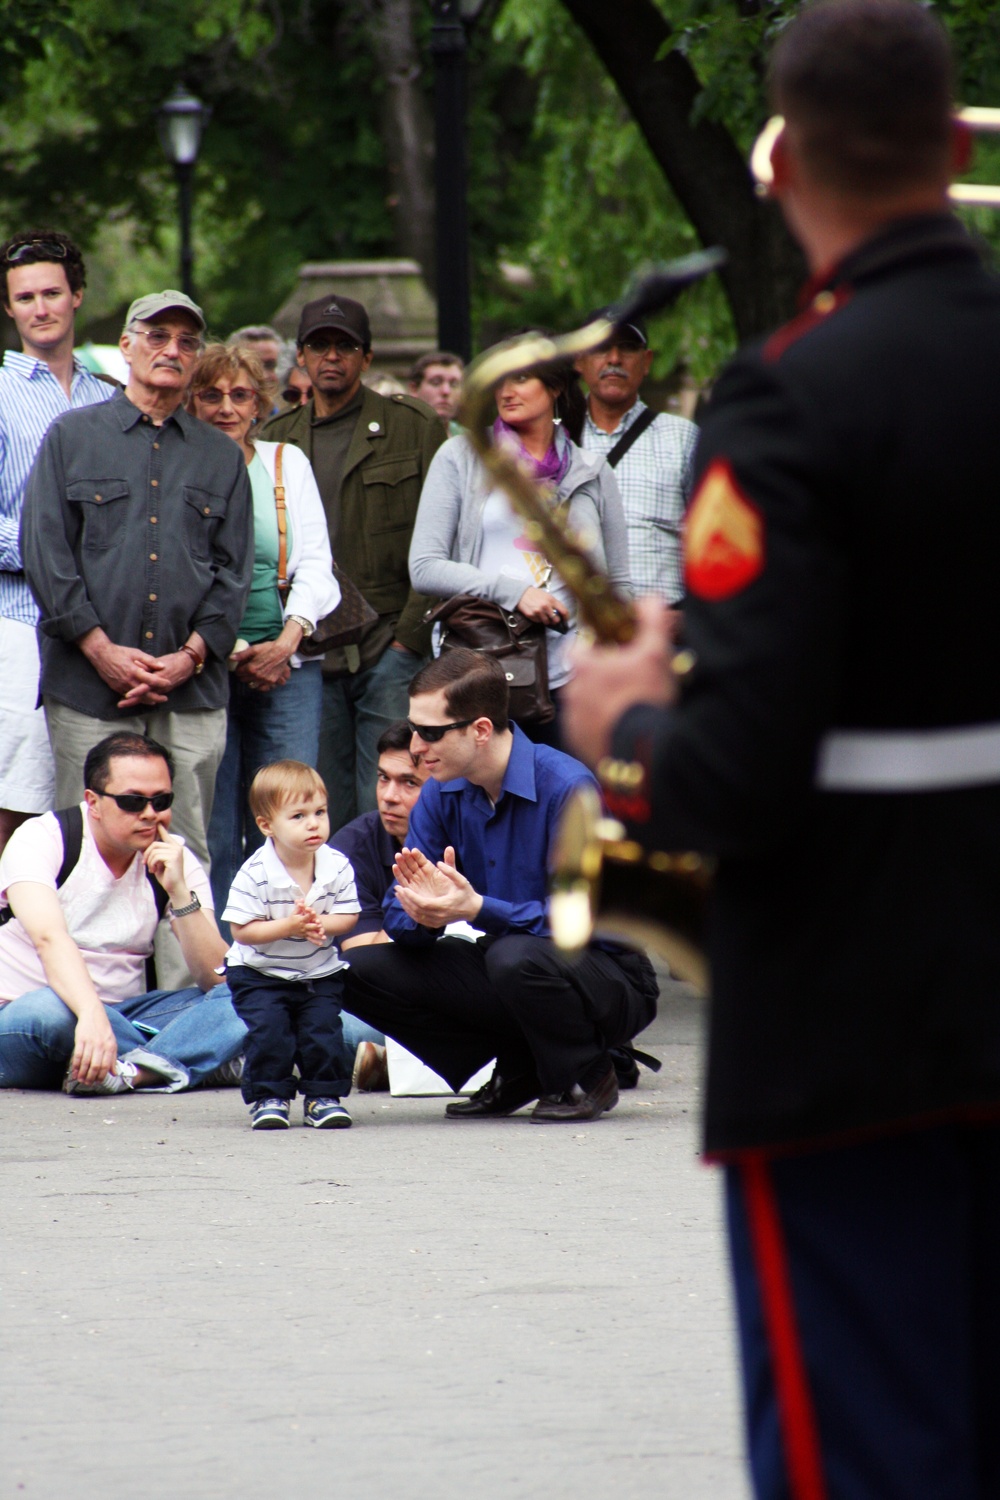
left=611, top=214, right=1000, bottom=1156
left=260, top=385, right=444, bottom=656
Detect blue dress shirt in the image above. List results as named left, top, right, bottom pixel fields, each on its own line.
left=382, top=724, right=597, bottom=945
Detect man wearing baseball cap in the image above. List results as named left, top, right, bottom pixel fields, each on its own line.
left=21, top=290, right=253, bottom=988
left=575, top=311, right=698, bottom=605
left=260, top=294, right=445, bottom=832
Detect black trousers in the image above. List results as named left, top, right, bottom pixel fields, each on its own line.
left=227, top=965, right=352, bottom=1103
left=344, top=934, right=658, bottom=1095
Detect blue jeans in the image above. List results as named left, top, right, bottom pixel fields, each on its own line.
left=208, top=661, right=323, bottom=927
left=0, top=983, right=247, bottom=1092
left=319, top=645, right=422, bottom=833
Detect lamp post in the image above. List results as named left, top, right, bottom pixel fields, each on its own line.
left=157, top=86, right=211, bottom=301
left=430, top=0, right=484, bottom=364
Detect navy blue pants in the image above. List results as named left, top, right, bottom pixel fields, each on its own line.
left=725, top=1122, right=1000, bottom=1500
left=227, top=965, right=352, bottom=1103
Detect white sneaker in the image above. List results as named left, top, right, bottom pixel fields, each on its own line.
left=63, top=1059, right=140, bottom=1096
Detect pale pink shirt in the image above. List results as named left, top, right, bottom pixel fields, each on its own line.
left=0, top=805, right=212, bottom=1006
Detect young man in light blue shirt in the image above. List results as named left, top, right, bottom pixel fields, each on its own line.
left=0, top=231, right=113, bottom=850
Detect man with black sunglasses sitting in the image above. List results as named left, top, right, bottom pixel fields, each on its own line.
left=0, top=731, right=245, bottom=1094
left=344, top=650, right=659, bottom=1122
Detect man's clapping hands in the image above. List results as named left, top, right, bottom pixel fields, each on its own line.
left=392, top=845, right=483, bottom=928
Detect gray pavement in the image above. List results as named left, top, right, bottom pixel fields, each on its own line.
left=1, top=973, right=751, bottom=1500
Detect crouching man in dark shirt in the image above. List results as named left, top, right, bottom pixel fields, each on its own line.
left=344, top=649, right=658, bottom=1122
left=330, top=720, right=427, bottom=1090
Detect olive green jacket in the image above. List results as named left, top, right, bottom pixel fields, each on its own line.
left=259, top=385, right=445, bottom=655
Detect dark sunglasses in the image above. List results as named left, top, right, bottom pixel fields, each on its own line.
left=406, top=718, right=474, bottom=743
left=95, top=790, right=174, bottom=814
left=4, top=239, right=68, bottom=265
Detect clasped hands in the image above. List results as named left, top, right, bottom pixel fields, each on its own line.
left=286, top=898, right=328, bottom=946
left=392, top=845, right=483, bottom=928
left=81, top=629, right=201, bottom=709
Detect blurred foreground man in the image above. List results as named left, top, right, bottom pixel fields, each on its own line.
left=565, top=3, right=1000, bottom=1496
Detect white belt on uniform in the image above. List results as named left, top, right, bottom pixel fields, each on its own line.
left=815, top=722, right=1000, bottom=792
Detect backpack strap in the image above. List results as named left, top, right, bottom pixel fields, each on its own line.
left=54, top=806, right=84, bottom=887
left=606, top=406, right=657, bottom=468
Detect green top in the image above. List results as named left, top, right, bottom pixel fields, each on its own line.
left=240, top=449, right=288, bottom=644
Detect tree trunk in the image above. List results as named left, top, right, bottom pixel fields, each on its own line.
left=358, top=0, right=436, bottom=281
left=558, top=0, right=806, bottom=340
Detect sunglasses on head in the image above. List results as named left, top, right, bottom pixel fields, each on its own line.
left=95, top=790, right=175, bottom=814
left=406, top=718, right=475, bottom=743
left=4, top=239, right=68, bottom=266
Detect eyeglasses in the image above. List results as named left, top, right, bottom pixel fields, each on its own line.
left=196, top=387, right=258, bottom=408
left=282, top=386, right=310, bottom=405
left=95, top=790, right=175, bottom=814
left=130, top=327, right=204, bottom=356
left=302, top=334, right=362, bottom=357
left=406, top=718, right=474, bottom=743
left=3, top=239, right=68, bottom=266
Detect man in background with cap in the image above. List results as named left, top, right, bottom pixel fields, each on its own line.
left=576, top=314, right=697, bottom=604
left=21, top=290, right=253, bottom=987
left=260, top=294, right=444, bottom=832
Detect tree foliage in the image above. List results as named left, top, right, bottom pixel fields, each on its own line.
left=0, top=0, right=999, bottom=378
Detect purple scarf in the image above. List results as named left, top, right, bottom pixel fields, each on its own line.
left=492, top=417, right=571, bottom=492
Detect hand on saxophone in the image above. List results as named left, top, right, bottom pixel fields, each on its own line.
left=563, top=598, right=680, bottom=768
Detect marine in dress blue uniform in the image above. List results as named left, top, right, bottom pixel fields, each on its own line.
left=566, top=3, right=1000, bottom=1495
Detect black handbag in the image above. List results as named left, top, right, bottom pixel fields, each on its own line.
left=424, top=594, right=567, bottom=726
left=272, top=442, right=378, bottom=654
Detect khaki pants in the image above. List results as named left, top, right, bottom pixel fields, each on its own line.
left=43, top=700, right=227, bottom=991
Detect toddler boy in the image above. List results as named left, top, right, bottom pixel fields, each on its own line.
left=223, top=761, right=360, bottom=1130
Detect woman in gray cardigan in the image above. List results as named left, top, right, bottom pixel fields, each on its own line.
left=408, top=353, right=630, bottom=744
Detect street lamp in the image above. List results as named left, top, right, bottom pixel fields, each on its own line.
left=157, top=86, right=211, bottom=301
left=430, top=0, right=485, bottom=364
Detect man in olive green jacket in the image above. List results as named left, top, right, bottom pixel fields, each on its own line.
left=260, top=294, right=445, bottom=831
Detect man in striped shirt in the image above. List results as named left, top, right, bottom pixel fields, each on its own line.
left=0, top=232, right=113, bottom=851
left=576, top=313, right=698, bottom=604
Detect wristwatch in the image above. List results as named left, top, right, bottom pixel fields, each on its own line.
left=169, top=891, right=202, bottom=919
left=287, top=614, right=314, bottom=638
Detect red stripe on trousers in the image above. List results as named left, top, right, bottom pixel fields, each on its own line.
left=742, top=1155, right=828, bottom=1500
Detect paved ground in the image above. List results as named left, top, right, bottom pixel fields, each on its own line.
left=1, top=973, right=751, bottom=1500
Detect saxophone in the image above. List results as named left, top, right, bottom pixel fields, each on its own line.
left=458, top=252, right=725, bottom=992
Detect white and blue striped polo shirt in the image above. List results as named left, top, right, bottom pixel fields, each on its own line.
left=223, top=837, right=360, bottom=981
left=0, top=352, right=113, bottom=625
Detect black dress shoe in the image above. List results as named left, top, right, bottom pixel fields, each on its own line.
left=444, top=1069, right=539, bottom=1118
left=530, top=1064, right=619, bottom=1123
left=610, top=1046, right=640, bottom=1090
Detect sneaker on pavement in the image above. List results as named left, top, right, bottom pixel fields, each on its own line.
left=303, top=1097, right=352, bottom=1129
left=63, top=1059, right=139, bottom=1096
left=352, top=1041, right=389, bottom=1092
left=250, top=1097, right=291, bottom=1130
left=201, top=1054, right=245, bottom=1088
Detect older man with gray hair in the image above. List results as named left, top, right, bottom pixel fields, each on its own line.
left=21, top=290, right=253, bottom=985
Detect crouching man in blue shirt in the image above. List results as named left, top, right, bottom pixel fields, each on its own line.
left=344, top=649, right=659, bottom=1122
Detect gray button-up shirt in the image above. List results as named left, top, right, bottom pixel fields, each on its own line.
left=21, top=390, right=253, bottom=718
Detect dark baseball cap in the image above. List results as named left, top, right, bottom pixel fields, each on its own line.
left=297, top=294, right=371, bottom=349
left=586, top=306, right=648, bottom=348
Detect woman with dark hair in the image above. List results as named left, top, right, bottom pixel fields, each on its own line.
left=187, top=343, right=339, bottom=922
left=408, top=336, right=629, bottom=745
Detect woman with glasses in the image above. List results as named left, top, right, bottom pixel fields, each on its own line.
left=408, top=339, right=630, bottom=747
left=187, top=344, right=339, bottom=926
